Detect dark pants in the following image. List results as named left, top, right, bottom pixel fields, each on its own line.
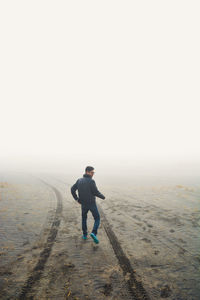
left=81, top=202, right=100, bottom=235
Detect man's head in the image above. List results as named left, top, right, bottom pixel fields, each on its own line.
left=85, top=166, right=95, bottom=177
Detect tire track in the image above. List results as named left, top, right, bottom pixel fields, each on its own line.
left=98, top=206, right=150, bottom=300
left=17, top=179, right=63, bottom=300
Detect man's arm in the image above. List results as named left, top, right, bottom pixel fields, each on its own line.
left=71, top=180, right=79, bottom=201
left=90, top=180, right=105, bottom=199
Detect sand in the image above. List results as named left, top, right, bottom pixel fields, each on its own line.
left=0, top=171, right=199, bottom=299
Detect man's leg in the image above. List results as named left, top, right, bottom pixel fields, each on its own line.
left=81, top=205, right=89, bottom=235
left=90, top=202, right=100, bottom=235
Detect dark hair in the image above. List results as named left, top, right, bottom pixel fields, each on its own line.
left=85, top=166, right=94, bottom=172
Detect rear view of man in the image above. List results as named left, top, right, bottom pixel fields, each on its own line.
left=70, top=166, right=105, bottom=244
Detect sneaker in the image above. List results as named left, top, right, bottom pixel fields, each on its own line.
left=82, top=234, right=88, bottom=240
left=90, top=233, right=99, bottom=244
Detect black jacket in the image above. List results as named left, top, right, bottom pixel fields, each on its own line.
left=71, top=174, right=105, bottom=205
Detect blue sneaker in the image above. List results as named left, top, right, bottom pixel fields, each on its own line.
left=82, top=234, right=88, bottom=240
left=90, top=233, right=99, bottom=244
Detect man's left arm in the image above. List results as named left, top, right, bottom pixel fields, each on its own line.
left=90, top=179, right=105, bottom=199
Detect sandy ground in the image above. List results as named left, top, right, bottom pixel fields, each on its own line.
left=0, top=171, right=199, bottom=299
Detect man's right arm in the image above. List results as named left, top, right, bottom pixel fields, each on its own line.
left=71, top=180, right=79, bottom=201
left=90, top=180, right=105, bottom=199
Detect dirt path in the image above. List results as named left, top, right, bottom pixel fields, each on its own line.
left=26, top=176, right=148, bottom=300
left=1, top=174, right=149, bottom=299
left=1, top=172, right=199, bottom=299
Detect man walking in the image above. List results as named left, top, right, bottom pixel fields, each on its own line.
left=70, top=166, right=105, bottom=244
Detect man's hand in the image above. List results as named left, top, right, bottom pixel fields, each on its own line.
left=77, top=198, right=81, bottom=204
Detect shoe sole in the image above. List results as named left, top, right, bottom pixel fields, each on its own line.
left=90, top=233, right=99, bottom=244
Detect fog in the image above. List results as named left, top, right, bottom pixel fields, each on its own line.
left=0, top=1, right=199, bottom=178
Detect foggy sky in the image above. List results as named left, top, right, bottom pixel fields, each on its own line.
left=0, top=1, right=199, bottom=171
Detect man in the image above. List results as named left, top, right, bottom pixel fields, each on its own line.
left=70, top=166, right=105, bottom=244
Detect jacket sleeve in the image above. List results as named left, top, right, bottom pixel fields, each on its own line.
left=90, top=180, right=105, bottom=199
left=71, top=180, right=79, bottom=201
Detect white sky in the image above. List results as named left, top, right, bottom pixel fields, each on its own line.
left=0, top=1, right=200, bottom=170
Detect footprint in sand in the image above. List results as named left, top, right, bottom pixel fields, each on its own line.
left=132, top=215, right=141, bottom=221
left=147, top=223, right=153, bottom=228
left=141, top=238, right=151, bottom=243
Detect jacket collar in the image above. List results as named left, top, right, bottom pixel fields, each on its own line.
left=83, top=173, right=92, bottom=178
